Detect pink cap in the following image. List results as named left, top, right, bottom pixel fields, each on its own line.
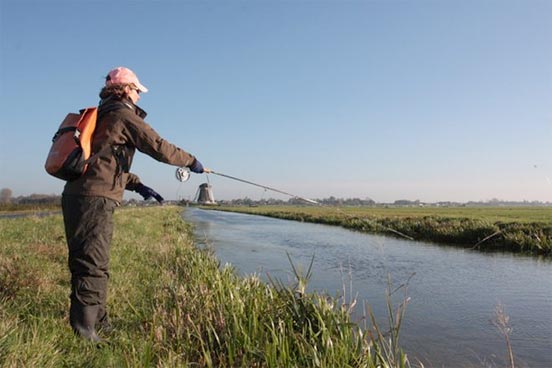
left=106, top=66, right=148, bottom=93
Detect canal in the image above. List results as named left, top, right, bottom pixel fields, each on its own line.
left=183, top=208, right=552, bottom=367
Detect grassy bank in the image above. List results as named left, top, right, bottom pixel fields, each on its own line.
left=0, top=203, right=61, bottom=213
left=210, top=206, right=552, bottom=255
left=0, top=206, right=410, bottom=367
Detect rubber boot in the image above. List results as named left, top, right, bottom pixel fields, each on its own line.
left=96, top=308, right=113, bottom=334
left=70, top=302, right=102, bottom=342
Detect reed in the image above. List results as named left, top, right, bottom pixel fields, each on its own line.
left=494, top=303, right=515, bottom=368
left=0, top=206, right=412, bottom=367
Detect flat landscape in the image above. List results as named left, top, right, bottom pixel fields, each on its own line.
left=211, top=205, right=552, bottom=255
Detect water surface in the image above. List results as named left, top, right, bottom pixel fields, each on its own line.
left=183, top=208, right=552, bottom=367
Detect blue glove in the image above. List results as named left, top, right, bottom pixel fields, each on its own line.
left=135, top=183, right=164, bottom=203
left=189, top=159, right=204, bottom=174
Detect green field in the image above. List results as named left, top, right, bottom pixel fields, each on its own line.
left=0, top=206, right=410, bottom=368
left=211, top=205, right=552, bottom=255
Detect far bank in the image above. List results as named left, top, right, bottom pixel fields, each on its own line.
left=205, top=205, right=552, bottom=255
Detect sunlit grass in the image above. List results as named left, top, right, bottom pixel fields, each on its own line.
left=0, top=206, right=413, bottom=367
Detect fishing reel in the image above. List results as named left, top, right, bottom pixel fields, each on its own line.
left=175, top=167, right=191, bottom=182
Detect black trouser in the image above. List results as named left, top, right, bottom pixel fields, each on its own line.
left=62, top=195, right=116, bottom=328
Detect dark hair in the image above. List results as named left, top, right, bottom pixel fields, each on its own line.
left=99, top=84, right=128, bottom=99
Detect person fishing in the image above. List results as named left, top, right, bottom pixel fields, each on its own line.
left=61, top=66, right=209, bottom=341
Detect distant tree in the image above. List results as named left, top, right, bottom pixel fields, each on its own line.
left=0, top=188, right=12, bottom=204
left=393, top=199, right=420, bottom=206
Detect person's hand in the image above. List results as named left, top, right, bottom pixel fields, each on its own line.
left=135, top=183, right=164, bottom=203
left=189, top=159, right=204, bottom=174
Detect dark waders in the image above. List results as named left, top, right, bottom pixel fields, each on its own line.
left=62, top=195, right=116, bottom=341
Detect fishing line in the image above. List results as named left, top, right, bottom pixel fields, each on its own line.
left=533, top=164, right=552, bottom=185
left=176, top=181, right=183, bottom=201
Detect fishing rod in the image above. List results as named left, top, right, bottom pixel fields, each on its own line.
left=175, top=167, right=414, bottom=241
left=175, top=167, right=319, bottom=204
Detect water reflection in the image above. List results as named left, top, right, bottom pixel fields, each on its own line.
left=183, top=208, right=552, bottom=367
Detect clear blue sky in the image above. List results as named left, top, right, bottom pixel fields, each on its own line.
left=1, top=0, right=551, bottom=203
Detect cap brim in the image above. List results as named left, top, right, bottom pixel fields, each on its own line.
left=136, top=82, right=148, bottom=93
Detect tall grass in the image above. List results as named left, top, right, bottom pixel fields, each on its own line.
left=494, top=304, right=515, bottom=368
left=0, top=206, right=412, bottom=367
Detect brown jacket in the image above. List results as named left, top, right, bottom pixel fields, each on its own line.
left=63, top=97, right=196, bottom=202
